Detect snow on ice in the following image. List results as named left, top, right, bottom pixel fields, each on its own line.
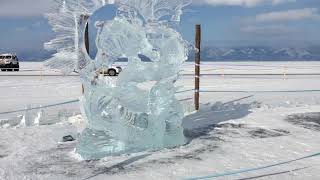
left=0, top=62, right=320, bottom=179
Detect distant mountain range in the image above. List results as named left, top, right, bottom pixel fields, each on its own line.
left=1, top=45, right=320, bottom=61
left=0, top=48, right=54, bottom=62
left=195, top=45, right=320, bottom=61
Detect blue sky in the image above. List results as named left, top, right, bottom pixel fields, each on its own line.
left=0, top=0, right=319, bottom=60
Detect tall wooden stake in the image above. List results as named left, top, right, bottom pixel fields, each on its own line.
left=85, top=24, right=89, bottom=54
left=195, top=24, right=201, bottom=111
left=81, top=14, right=90, bottom=95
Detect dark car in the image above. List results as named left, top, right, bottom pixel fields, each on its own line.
left=0, top=54, right=20, bottom=71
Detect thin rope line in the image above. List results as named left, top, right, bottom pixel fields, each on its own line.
left=0, top=99, right=80, bottom=115
left=184, top=152, right=320, bottom=180
left=177, top=89, right=320, bottom=94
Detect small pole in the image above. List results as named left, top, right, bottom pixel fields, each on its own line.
left=40, top=65, right=43, bottom=81
left=195, top=24, right=201, bottom=111
left=283, top=66, right=287, bottom=80
left=82, top=84, right=85, bottom=95
left=221, top=67, right=225, bottom=78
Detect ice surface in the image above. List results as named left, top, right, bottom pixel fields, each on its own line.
left=2, top=62, right=320, bottom=179
left=45, top=0, right=191, bottom=159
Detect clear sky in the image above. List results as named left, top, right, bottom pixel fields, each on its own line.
left=0, top=0, right=319, bottom=59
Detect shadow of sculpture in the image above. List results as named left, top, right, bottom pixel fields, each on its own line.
left=183, top=98, right=256, bottom=141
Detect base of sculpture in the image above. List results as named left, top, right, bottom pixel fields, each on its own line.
left=76, top=128, right=125, bottom=159
left=75, top=76, right=187, bottom=160
left=76, top=126, right=186, bottom=159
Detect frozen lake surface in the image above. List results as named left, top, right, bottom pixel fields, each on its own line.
left=0, top=62, right=320, bottom=180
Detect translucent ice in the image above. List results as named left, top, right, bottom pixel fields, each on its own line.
left=45, top=0, right=191, bottom=159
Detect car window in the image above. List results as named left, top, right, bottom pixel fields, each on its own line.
left=6, top=56, right=12, bottom=59
left=0, top=56, right=4, bottom=59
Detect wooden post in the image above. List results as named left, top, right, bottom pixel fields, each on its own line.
left=195, top=24, right=201, bottom=111
left=84, top=19, right=89, bottom=93
left=85, top=23, right=89, bottom=54
left=81, top=14, right=90, bottom=94
left=79, top=14, right=90, bottom=54
left=82, top=15, right=90, bottom=55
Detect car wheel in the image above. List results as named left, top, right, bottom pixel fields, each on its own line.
left=108, top=69, right=117, bottom=76
left=7, top=64, right=13, bottom=71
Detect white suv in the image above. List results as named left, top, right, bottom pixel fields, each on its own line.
left=0, top=54, right=20, bottom=71
left=99, top=66, right=122, bottom=76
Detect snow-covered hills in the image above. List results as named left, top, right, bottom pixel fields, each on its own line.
left=198, top=46, right=320, bottom=61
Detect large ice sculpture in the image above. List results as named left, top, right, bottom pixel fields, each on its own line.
left=45, top=0, right=191, bottom=159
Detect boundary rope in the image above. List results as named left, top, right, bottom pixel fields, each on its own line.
left=0, top=99, right=80, bottom=115
left=0, top=97, right=194, bottom=115
left=184, top=152, right=320, bottom=180
left=177, top=89, right=320, bottom=94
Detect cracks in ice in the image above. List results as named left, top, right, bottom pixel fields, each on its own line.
left=23, top=142, right=87, bottom=177
left=285, top=112, right=320, bottom=131
left=0, top=144, right=10, bottom=160
left=248, top=128, right=290, bottom=139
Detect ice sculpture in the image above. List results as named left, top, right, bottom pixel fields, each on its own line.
left=45, top=0, right=191, bottom=159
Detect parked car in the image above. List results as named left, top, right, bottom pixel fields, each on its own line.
left=0, top=54, right=19, bottom=71
left=99, top=66, right=122, bottom=76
